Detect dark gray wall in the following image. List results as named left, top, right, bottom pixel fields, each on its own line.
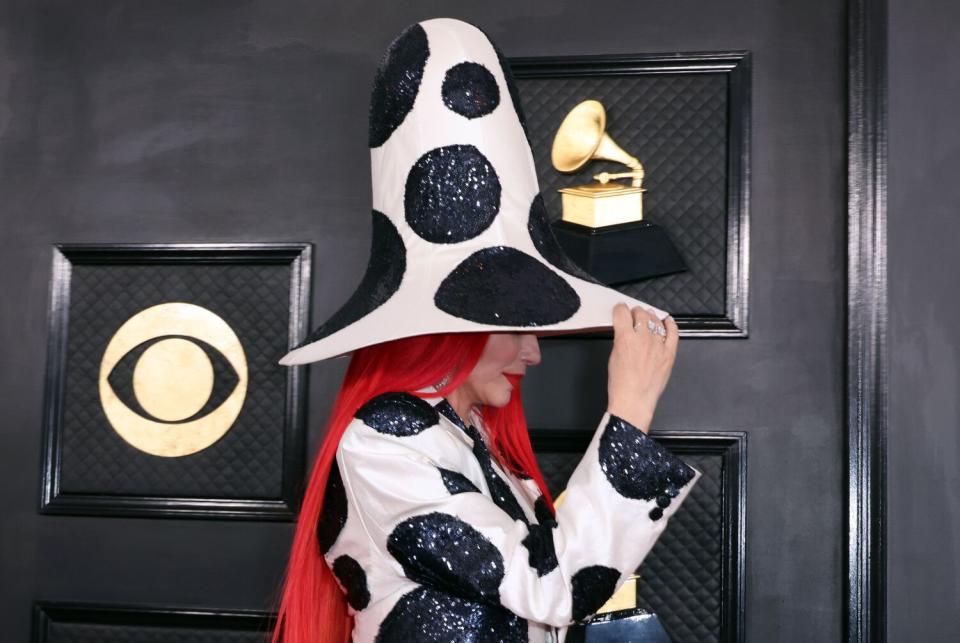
left=0, top=1, right=847, bottom=641
left=887, top=1, right=960, bottom=639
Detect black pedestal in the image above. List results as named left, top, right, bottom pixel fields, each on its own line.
left=552, top=219, right=687, bottom=285
left=565, top=607, right=674, bottom=642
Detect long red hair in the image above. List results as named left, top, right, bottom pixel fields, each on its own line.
left=271, top=332, right=554, bottom=643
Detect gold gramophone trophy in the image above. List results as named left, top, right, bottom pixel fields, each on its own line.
left=550, top=100, right=686, bottom=285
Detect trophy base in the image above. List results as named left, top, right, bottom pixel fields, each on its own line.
left=566, top=607, right=674, bottom=643
left=551, top=219, right=687, bottom=285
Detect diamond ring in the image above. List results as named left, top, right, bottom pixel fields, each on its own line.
left=633, top=319, right=667, bottom=339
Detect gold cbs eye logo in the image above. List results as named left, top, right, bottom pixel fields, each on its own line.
left=98, top=303, right=248, bottom=457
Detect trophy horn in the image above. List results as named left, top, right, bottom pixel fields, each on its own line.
left=551, top=100, right=644, bottom=185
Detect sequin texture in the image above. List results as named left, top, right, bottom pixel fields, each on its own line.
left=442, top=61, right=501, bottom=119
left=375, top=586, right=527, bottom=643
left=459, top=424, right=560, bottom=576
left=332, top=554, right=371, bottom=610
left=571, top=565, right=622, bottom=622
left=522, top=521, right=560, bottom=577
left=461, top=424, right=528, bottom=524
left=297, top=210, right=405, bottom=347
left=436, top=399, right=467, bottom=431
left=533, top=495, right=557, bottom=528
left=527, top=193, right=601, bottom=283
left=356, top=392, right=440, bottom=437
left=369, top=23, right=429, bottom=147
left=438, top=467, right=481, bottom=495
left=435, top=246, right=581, bottom=325
left=386, top=511, right=504, bottom=602
left=404, top=144, right=501, bottom=243
left=317, top=464, right=348, bottom=554
left=598, top=415, right=697, bottom=501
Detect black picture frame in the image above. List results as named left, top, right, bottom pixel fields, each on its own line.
left=39, top=243, right=311, bottom=520
left=510, top=52, right=752, bottom=338
left=32, top=602, right=276, bottom=642
left=531, top=429, right=747, bottom=643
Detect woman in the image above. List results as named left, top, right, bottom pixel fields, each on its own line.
left=274, top=18, right=700, bottom=643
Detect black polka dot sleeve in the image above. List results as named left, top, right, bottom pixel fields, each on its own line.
left=325, top=397, right=700, bottom=635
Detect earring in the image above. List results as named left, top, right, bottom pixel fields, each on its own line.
left=434, top=372, right=452, bottom=390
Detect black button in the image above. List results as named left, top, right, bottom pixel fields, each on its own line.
left=656, top=494, right=672, bottom=508
left=649, top=507, right=664, bottom=521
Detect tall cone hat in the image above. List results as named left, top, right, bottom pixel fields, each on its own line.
left=281, top=18, right=667, bottom=365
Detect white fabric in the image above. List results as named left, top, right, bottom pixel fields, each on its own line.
left=324, top=395, right=701, bottom=642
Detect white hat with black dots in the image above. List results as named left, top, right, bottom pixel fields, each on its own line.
left=281, top=17, right=668, bottom=365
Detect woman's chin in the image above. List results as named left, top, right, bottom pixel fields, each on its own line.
left=485, top=389, right=513, bottom=409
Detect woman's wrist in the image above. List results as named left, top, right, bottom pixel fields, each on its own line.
left=606, top=405, right=655, bottom=434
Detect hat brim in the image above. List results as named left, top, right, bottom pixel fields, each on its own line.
left=280, top=262, right=667, bottom=365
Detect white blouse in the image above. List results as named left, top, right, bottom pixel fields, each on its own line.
left=319, top=392, right=701, bottom=642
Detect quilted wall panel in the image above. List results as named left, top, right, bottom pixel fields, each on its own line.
left=57, top=262, right=291, bottom=499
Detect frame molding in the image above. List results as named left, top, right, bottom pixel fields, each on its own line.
left=38, top=243, right=312, bottom=520
left=32, top=602, right=275, bottom=641
left=846, top=0, right=888, bottom=641
left=510, top=52, right=751, bottom=338
left=531, top=429, right=747, bottom=643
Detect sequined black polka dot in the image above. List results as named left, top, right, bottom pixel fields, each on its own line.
left=436, top=399, right=468, bottom=431
left=369, top=23, right=429, bottom=147
left=356, top=392, right=440, bottom=437
left=317, top=464, right=348, bottom=554
left=404, top=144, right=501, bottom=243
left=528, top=193, right=601, bottom=283
left=598, top=415, right=697, bottom=501
left=438, top=467, right=481, bottom=495
left=462, top=424, right=528, bottom=524
left=435, top=246, right=581, bottom=325
left=332, top=555, right=371, bottom=610
left=522, top=522, right=560, bottom=577
left=533, top=495, right=557, bottom=527
left=386, top=512, right=504, bottom=602
left=442, top=61, right=500, bottom=119
left=571, top=565, right=622, bottom=621
left=375, top=586, right=527, bottom=643
left=296, top=210, right=405, bottom=347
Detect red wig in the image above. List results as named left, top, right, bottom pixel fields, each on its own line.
left=271, top=332, right=554, bottom=643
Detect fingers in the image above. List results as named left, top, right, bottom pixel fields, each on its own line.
left=628, top=305, right=660, bottom=336
left=663, top=315, right=679, bottom=353
left=614, top=303, right=672, bottom=347
left=612, top=303, right=633, bottom=340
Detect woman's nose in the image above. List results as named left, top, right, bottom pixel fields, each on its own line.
left=519, top=334, right=541, bottom=366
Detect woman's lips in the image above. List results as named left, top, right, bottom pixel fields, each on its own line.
left=503, top=373, right=524, bottom=389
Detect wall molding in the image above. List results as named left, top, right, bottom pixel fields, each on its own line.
left=846, top=0, right=888, bottom=640
left=32, top=602, right=275, bottom=641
